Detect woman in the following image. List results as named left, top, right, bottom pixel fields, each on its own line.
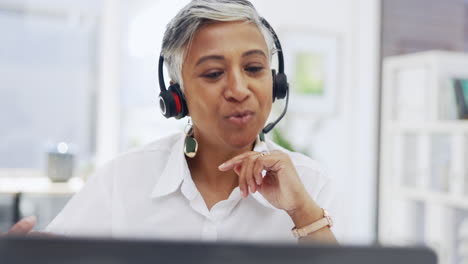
left=8, top=0, right=338, bottom=243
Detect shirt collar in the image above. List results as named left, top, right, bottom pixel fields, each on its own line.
left=150, top=133, right=276, bottom=210
left=150, top=133, right=187, bottom=199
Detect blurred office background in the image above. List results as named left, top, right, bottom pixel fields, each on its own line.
left=1, top=0, right=468, bottom=263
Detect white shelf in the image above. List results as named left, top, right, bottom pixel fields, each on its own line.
left=397, top=187, right=468, bottom=209
left=379, top=51, right=468, bottom=264
left=388, top=121, right=468, bottom=133
left=0, top=176, right=84, bottom=195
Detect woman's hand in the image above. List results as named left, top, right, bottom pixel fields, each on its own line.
left=1, top=216, right=36, bottom=236
left=219, top=150, right=337, bottom=243
left=218, top=150, right=311, bottom=214
left=1, top=216, right=57, bottom=237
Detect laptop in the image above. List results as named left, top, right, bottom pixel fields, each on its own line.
left=0, top=236, right=437, bottom=264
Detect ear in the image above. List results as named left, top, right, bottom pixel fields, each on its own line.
left=170, top=80, right=175, bottom=85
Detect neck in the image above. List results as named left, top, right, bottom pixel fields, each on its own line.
left=187, top=131, right=256, bottom=190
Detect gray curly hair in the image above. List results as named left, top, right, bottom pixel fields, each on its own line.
left=161, top=0, right=276, bottom=90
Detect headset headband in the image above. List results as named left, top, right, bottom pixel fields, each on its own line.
left=259, top=17, right=284, bottom=74
left=158, top=17, right=285, bottom=91
left=158, top=56, right=167, bottom=92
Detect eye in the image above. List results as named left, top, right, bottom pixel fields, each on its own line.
left=245, top=66, right=265, bottom=74
left=202, top=71, right=224, bottom=79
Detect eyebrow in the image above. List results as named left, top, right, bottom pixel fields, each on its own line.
left=242, top=49, right=267, bottom=58
left=195, top=55, right=224, bottom=66
left=194, top=49, right=267, bottom=66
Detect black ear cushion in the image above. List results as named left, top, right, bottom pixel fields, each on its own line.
left=168, top=84, right=188, bottom=119
left=275, top=73, right=288, bottom=100
left=159, top=90, right=178, bottom=118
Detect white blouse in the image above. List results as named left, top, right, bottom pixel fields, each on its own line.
left=46, top=132, right=340, bottom=242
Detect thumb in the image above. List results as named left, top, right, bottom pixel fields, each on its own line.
left=9, top=215, right=37, bottom=235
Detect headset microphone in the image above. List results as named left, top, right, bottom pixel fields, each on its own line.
left=262, top=87, right=289, bottom=134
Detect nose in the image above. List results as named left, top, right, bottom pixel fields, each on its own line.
left=223, top=69, right=250, bottom=103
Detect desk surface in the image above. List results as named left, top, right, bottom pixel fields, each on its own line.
left=0, top=176, right=84, bottom=195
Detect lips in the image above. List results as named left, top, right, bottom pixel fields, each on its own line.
left=225, top=110, right=255, bottom=126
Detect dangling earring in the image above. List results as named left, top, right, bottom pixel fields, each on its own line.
left=184, top=119, right=198, bottom=158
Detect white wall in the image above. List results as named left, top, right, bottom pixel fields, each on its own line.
left=96, top=0, right=121, bottom=166
left=121, top=0, right=381, bottom=243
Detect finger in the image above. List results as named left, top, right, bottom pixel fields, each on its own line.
left=234, top=164, right=252, bottom=196
left=234, top=164, right=242, bottom=175
left=218, top=151, right=256, bottom=171
left=259, top=152, right=284, bottom=172
left=238, top=159, right=249, bottom=197
left=237, top=152, right=261, bottom=193
left=218, top=159, right=243, bottom=171
left=9, top=215, right=36, bottom=235
left=253, top=156, right=264, bottom=185
left=244, top=154, right=258, bottom=193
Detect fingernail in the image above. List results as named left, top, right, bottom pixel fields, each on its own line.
left=256, top=177, right=262, bottom=185
left=218, top=163, right=227, bottom=170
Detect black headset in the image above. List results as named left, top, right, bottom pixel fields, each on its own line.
left=158, top=17, right=289, bottom=134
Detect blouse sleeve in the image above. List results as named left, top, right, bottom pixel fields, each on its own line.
left=313, top=177, right=344, bottom=242
left=293, top=156, right=344, bottom=243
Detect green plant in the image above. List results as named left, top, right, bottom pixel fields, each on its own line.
left=271, top=128, right=295, bottom=152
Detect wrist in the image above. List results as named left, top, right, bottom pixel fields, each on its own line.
left=287, top=197, right=323, bottom=228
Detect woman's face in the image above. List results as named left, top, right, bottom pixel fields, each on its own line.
left=182, top=21, right=273, bottom=150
